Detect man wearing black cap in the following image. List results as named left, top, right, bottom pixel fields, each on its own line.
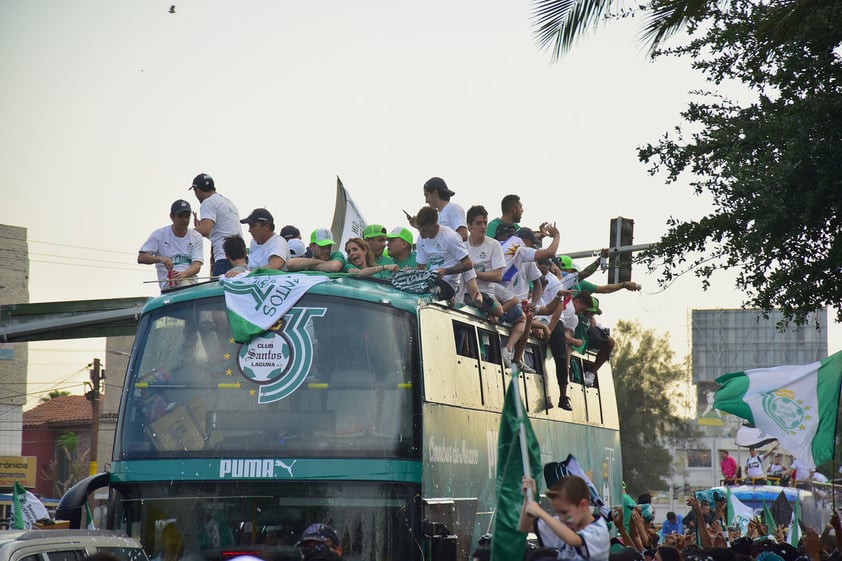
left=296, top=523, right=343, bottom=560
left=189, top=172, right=242, bottom=276
left=234, top=208, right=289, bottom=274
left=138, top=199, right=204, bottom=291
left=417, top=176, right=468, bottom=241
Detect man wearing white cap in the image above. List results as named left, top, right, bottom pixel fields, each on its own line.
left=286, top=229, right=346, bottom=272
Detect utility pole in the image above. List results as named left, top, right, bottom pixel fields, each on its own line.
left=86, top=358, right=103, bottom=476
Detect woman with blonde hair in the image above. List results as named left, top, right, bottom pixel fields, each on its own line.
left=344, top=238, right=397, bottom=279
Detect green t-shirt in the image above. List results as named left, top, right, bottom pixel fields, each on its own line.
left=571, top=280, right=598, bottom=353
left=392, top=252, right=418, bottom=270
left=376, top=255, right=395, bottom=266
left=486, top=218, right=519, bottom=239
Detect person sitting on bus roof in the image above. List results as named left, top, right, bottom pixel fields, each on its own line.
left=138, top=199, right=204, bottom=291
left=286, top=229, right=346, bottom=272
left=386, top=227, right=417, bottom=269
left=222, top=235, right=248, bottom=275
left=414, top=206, right=481, bottom=305
left=465, top=205, right=526, bottom=367
left=343, top=237, right=397, bottom=278
left=296, top=523, right=344, bottom=561
left=232, top=207, right=289, bottom=275
left=362, top=224, right=393, bottom=266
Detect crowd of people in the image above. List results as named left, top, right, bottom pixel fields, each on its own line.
left=137, top=173, right=641, bottom=411
left=468, top=473, right=841, bottom=561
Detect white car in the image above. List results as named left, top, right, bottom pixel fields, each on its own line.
left=0, top=530, right=149, bottom=561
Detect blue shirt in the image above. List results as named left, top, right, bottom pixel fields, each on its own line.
left=660, top=515, right=684, bottom=537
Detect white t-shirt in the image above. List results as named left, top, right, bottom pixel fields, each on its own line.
left=534, top=515, right=609, bottom=561
left=745, top=454, right=765, bottom=478
left=537, top=272, right=564, bottom=323
left=467, top=236, right=506, bottom=293
left=416, top=225, right=472, bottom=292
left=140, top=226, right=204, bottom=290
left=438, top=202, right=467, bottom=233
left=248, top=234, right=290, bottom=269
left=198, top=193, right=242, bottom=262
left=500, top=236, right=542, bottom=301
left=560, top=297, right=580, bottom=333
left=791, top=459, right=812, bottom=481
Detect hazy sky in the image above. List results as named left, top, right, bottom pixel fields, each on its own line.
left=2, top=1, right=837, bottom=408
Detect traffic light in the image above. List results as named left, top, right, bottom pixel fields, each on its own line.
left=608, top=217, right=634, bottom=284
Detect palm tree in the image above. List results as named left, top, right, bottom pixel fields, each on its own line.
left=532, top=0, right=821, bottom=59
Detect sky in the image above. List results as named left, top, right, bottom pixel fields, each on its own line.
left=2, top=0, right=838, bottom=409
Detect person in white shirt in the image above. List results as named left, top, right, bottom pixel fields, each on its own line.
left=138, top=199, right=204, bottom=291
left=744, top=444, right=777, bottom=483
left=465, top=205, right=526, bottom=368
left=415, top=176, right=468, bottom=241
left=789, top=458, right=814, bottom=488
left=414, top=206, right=480, bottom=304
left=233, top=208, right=289, bottom=274
left=189, top=172, right=242, bottom=276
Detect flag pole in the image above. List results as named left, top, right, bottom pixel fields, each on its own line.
left=510, top=364, right=533, bottom=502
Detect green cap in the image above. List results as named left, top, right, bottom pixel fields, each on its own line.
left=363, top=224, right=387, bottom=239
left=387, top=226, right=413, bottom=246
left=587, top=296, right=602, bottom=315
left=559, top=255, right=573, bottom=269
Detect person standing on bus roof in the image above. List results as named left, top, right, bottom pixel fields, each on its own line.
left=296, top=523, right=344, bottom=561
left=486, top=193, right=523, bottom=239
left=233, top=207, right=289, bottom=274
left=138, top=199, right=204, bottom=291
left=744, top=444, right=777, bottom=483
left=189, top=173, right=242, bottom=276
left=410, top=176, right=468, bottom=241
left=719, top=449, right=738, bottom=484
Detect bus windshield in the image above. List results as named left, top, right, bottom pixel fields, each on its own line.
left=116, top=293, right=419, bottom=460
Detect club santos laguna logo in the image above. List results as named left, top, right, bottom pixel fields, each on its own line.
left=762, top=388, right=809, bottom=435
left=238, top=306, right=326, bottom=404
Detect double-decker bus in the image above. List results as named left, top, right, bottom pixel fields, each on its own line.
left=59, top=273, right=622, bottom=561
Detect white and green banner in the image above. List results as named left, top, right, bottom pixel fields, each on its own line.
left=12, top=481, right=49, bottom=529
left=714, top=350, right=842, bottom=469
left=220, top=270, right=328, bottom=343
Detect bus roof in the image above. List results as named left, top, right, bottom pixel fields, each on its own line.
left=145, top=272, right=439, bottom=316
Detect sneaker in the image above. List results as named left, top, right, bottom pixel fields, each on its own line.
left=584, top=372, right=596, bottom=387
left=558, top=396, right=573, bottom=411
left=501, top=348, right=513, bottom=368
left=519, top=361, right=536, bottom=374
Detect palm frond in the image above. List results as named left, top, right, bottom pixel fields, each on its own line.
left=640, top=0, right=710, bottom=55
left=532, top=0, right=618, bottom=60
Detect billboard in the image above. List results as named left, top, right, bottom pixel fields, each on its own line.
left=691, top=308, right=828, bottom=385
left=0, top=456, right=37, bottom=488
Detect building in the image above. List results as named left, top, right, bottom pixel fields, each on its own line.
left=21, top=395, right=92, bottom=498
left=0, top=225, right=29, bottom=456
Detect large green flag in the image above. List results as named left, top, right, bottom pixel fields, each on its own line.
left=714, top=350, right=842, bottom=469
left=490, top=377, right=541, bottom=561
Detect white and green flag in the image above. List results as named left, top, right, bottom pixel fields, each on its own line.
left=726, top=487, right=754, bottom=535
left=12, top=481, right=49, bottom=529
left=220, top=270, right=328, bottom=343
left=330, top=176, right=367, bottom=251
left=714, top=350, right=842, bottom=469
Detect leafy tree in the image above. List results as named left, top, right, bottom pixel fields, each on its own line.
left=40, top=390, right=71, bottom=402
left=532, top=0, right=825, bottom=59
left=42, top=431, right=90, bottom=498
left=637, top=0, right=842, bottom=327
left=612, top=320, right=698, bottom=493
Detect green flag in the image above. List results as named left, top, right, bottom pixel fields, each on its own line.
left=490, top=377, right=541, bottom=561
left=762, top=502, right=776, bottom=535
left=714, top=350, right=842, bottom=469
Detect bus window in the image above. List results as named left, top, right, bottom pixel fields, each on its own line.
left=452, top=321, right=478, bottom=359
left=116, top=294, right=419, bottom=460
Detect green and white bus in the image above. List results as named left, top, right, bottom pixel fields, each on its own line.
left=59, top=273, right=622, bottom=561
